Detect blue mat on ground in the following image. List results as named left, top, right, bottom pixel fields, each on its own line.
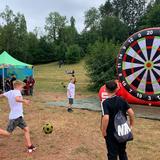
left=46, top=97, right=101, bottom=111
left=46, top=98, right=160, bottom=120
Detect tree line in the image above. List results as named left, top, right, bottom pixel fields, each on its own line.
left=85, top=0, right=160, bottom=90
left=0, top=1, right=160, bottom=64
left=0, top=6, right=80, bottom=64
left=0, top=1, right=160, bottom=89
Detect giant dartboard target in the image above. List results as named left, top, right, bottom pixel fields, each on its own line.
left=117, top=28, right=160, bottom=101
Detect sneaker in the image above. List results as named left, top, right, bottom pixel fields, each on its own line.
left=67, top=108, right=73, bottom=112
left=28, top=145, right=36, bottom=153
left=28, top=148, right=33, bottom=153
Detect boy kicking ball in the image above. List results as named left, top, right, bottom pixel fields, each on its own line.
left=0, top=80, right=36, bottom=153
left=67, top=77, right=76, bottom=112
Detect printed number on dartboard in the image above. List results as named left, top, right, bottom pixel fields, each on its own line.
left=122, top=81, right=127, bottom=87
left=147, top=30, right=153, bottom=35
left=137, top=93, right=142, bottom=99
left=148, top=96, right=152, bottom=101
left=128, top=37, right=134, bottom=43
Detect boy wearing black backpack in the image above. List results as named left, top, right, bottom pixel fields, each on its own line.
left=101, top=80, right=134, bottom=160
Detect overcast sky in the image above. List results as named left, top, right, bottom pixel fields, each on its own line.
left=0, top=0, right=106, bottom=34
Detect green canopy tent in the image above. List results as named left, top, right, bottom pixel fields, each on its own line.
left=0, top=51, right=33, bottom=92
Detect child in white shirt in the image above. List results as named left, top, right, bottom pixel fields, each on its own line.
left=0, top=80, right=36, bottom=153
left=67, top=77, right=76, bottom=112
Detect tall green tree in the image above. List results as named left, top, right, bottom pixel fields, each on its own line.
left=81, top=7, right=101, bottom=54
left=99, top=0, right=114, bottom=17
left=70, top=16, right=75, bottom=28
left=26, top=32, right=39, bottom=63
left=14, top=13, right=28, bottom=60
left=85, top=40, right=120, bottom=90
left=45, top=12, right=67, bottom=41
left=0, top=6, right=28, bottom=61
left=112, top=0, right=146, bottom=33
left=58, top=16, right=78, bottom=45
left=137, top=3, right=160, bottom=30
left=100, top=16, right=129, bottom=43
left=66, top=44, right=81, bottom=64
left=0, top=5, right=15, bottom=25
left=0, top=6, right=17, bottom=53
left=84, top=7, right=100, bottom=31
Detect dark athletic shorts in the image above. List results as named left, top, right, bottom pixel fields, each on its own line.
left=68, top=98, right=74, bottom=105
left=7, top=116, right=27, bottom=133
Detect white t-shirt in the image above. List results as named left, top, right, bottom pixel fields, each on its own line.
left=67, top=82, right=75, bottom=98
left=3, top=90, right=23, bottom=120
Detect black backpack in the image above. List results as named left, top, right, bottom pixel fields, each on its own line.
left=114, top=109, right=133, bottom=143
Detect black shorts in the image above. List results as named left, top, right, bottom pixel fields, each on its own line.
left=7, top=116, right=27, bottom=133
left=68, top=98, right=74, bottom=104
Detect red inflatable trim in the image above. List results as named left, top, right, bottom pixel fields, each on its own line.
left=99, top=82, right=160, bottom=106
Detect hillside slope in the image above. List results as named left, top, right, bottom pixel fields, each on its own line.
left=34, top=61, right=91, bottom=93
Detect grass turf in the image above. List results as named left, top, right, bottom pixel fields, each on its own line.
left=0, top=61, right=160, bottom=160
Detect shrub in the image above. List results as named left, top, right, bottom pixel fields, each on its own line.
left=66, top=44, right=81, bottom=64
left=85, top=40, right=120, bottom=91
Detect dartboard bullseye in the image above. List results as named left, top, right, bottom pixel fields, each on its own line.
left=117, top=28, right=160, bottom=101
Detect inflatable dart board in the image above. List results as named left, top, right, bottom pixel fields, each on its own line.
left=117, top=28, right=160, bottom=104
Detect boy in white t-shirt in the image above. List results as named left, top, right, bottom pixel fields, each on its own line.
left=67, top=77, right=76, bottom=112
left=0, top=80, right=36, bottom=153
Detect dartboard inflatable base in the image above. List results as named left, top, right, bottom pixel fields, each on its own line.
left=98, top=82, right=160, bottom=106
left=116, top=83, right=160, bottom=106
left=117, top=28, right=160, bottom=106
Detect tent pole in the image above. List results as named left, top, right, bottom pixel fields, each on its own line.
left=33, top=66, right=34, bottom=78
left=2, top=66, right=5, bottom=92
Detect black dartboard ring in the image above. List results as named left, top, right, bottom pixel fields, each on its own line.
left=117, top=28, right=160, bottom=101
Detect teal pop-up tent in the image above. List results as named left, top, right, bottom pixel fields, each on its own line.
left=0, top=51, right=33, bottom=91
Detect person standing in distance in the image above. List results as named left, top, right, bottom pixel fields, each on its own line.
left=10, top=74, right=16, bottom=90
left=67, top=77, right=76, bottom=112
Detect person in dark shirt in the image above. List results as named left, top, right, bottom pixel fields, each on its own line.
left=29, top=76, right=35, bottom=96
left=23, top=77, right=30, bottom=96
left=101, top=80, right=134, bottom=160
left=10, top=74, right=16, bottom=90
left=0, top=75, right=2, bottom=91
left=5, top=77, right=11, bottom=92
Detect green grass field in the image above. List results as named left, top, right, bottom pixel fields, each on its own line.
left=34, top=61, right=92, bottom=94
left=0, top=61, right=160, bottom=160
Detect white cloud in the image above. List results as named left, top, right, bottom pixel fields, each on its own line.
left=0, top=0, right=106, bottom=33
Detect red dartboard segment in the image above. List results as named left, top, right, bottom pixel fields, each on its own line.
left=117, top=28, right=160, bottom=101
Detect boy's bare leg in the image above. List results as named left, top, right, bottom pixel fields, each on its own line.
left=23, top=127, right=32, bottom=147
left=67, top=103, right=72, bottom=109
left=0, top=128, right=10, bottom=137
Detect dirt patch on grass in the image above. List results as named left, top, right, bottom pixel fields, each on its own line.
left=133, top=105, right=160, bottom=120
left=0, top=92, right=160, bottom=160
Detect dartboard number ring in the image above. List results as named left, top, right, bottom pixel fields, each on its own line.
left=117, top=28, right=160, bottom=101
